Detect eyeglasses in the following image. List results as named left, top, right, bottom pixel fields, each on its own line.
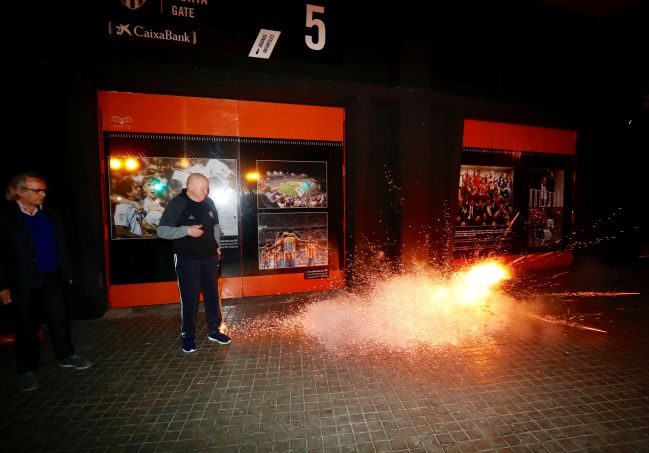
left=21, top=186, right=48, bottom=194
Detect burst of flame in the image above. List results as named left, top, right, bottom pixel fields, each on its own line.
left=294, top=260, right=515, bottom=352
left=461, top=261, right=510, bottom=288
left=452, top=261, right=511, bottom=306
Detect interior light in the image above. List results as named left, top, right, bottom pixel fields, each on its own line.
left=109, top=158, right=122, bottom=170
left=125, top=158, right=139, bottom=171
left=245, top=172, right=260, bottom=181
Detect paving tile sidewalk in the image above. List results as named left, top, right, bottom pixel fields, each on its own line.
left=1, top=266, right=648, bottom=452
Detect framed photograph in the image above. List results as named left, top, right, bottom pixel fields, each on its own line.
left=257, top=212, right=328, bottom=270
left=108, top=156, right=238, bottom=239
left=257, top=160, right=328, bottom=209
left=528, top=168, right=565, bottom=248
left=454, top=165, right=516, bottom=256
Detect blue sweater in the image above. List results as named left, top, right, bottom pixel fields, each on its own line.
left=23, top=210, right=60, bottom=272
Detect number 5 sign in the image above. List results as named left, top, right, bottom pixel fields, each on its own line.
left=305, top=4, right=326, bottom=51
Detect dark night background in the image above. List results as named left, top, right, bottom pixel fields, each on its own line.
left=0, top=0, right=647, bottom=319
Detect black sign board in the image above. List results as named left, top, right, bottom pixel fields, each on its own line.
left=102, top=0, right=341, bottom=64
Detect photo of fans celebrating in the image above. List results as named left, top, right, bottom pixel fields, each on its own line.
left=257, top=213, right=328, bottom=270
left=257, top=160, right=327, bottom=209
left=456, top=165, right=516, bottom=227
left=454, top=165, right=518, bottom=256
left=108, top=157, right=238, bottom=239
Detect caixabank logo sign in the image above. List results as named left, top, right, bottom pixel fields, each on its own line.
left=108, top=22, right=197, bottom=44
left=106, top=0, right=200, bottom=46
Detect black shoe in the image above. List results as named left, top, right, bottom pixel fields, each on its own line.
left=208, top=331, right=231, bottom=345
left=59, top=354, right=93, bottom=369
left=19, top=372, right=38, bottom=392
left=182, top=334, right=196, bottom=353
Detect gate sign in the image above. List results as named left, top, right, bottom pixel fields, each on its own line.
left=102, top=0, right=341, bottom=64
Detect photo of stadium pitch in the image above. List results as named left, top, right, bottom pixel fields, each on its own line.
left=257, top=160, right=328, bottom=209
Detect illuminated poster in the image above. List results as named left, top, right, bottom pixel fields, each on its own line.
left=257, top=212, right=328, bottom=270
left=454, top=165, right=517, bottom=257
left=528, top=168, right=565, bottom=248
left=257, top=160, right=327, bottom=209
left=108, top=155, right=239, bottom=240
left=99, top=91, right=345, bottom=304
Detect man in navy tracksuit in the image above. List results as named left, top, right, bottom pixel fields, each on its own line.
left=157, top=173, right=231, bottom=352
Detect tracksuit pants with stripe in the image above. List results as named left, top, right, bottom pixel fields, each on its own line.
left=174, top=254, right=222, bottom=337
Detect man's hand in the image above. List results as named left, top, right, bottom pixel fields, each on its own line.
left=0, top=288, right=12, bottom=305
left=187, top=225, right=204, bottom=238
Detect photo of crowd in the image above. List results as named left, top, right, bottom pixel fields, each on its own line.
left=456, top=166, right=516, bottom=227
left=108, top=157, right=239, bottom=239
left=257, top=160, right=327, bottom=209
left=257, top=212, right=328, bottom=270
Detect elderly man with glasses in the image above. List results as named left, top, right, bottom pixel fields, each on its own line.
left=0, top=172, right=91, bottom=392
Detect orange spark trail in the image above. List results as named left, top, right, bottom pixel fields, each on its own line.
left=527, top=313, right=607, bottom=333
left=548, top=291, right=640, bottom=297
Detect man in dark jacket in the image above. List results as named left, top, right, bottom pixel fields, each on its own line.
left=158, top=173, right=231, bottom=353
left=0, top=173, right=91, bottom=392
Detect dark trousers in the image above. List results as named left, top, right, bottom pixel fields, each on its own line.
left=13, top=271, right=74, bottom=373
left=174, top=254, right=222, bottom=336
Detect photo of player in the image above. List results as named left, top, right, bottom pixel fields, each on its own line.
left=257, top=212, right=328, bottom=270
left=528, top=168, right=565, bottom=248
left=108, top=157, right=239, bottom=239
left=257, top=160, right=327, bottom=209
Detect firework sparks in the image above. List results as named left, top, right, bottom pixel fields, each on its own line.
left=229, top=258, right=625, bottom=353
left=295, top=260, right=515, bottom=353
left=547, top=291, right=640, bottom=298
left=526, top=313, right=607, bottom=333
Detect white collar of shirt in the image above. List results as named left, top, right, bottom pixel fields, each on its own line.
left=17, top=200, right=41, bottom=216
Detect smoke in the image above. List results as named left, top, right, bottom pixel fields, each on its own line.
left=229, top=258, right=620, bottom=355
left=298, top=262, right=520, bottom=353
